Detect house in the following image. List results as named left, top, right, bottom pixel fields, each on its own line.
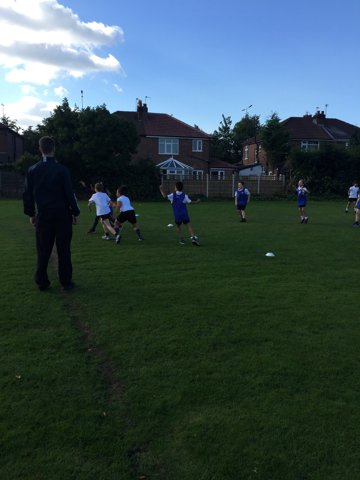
left=237, top=163, right=263, bottom=177
left=113, top=100, right=235, bottom=179
left=242, top=111, right=360, bottom=171
left=0, top=123, right=24, bottom=163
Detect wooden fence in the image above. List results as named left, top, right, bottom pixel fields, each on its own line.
left=0, top=171, right=286, bottom=199
left=161, top=174, right=285, bottom=198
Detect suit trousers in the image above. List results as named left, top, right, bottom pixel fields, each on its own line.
left=35, top=209, right=73, bottom=288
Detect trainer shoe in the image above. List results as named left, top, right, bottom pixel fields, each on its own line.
left=345, top=209, right=348, bottom=213
left=87, top=229, right=95, bottom=234
left=304, top=217, right=308, bottom=223
left=191, top=235, right=200, bottom=246
left=102, top=235, right=111, bottom=240
left=138, top=236, right=144, bottom=241
left=179, top=238, right=185, bottom=245
left=115, top=234, right=121, bottom=244
left=300, top=218, right=305, bottom=224
left=352, top=222, right=359, bottom=228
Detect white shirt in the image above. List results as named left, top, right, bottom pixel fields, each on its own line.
left=117, top=195, right=134, bottom=212
left=167, top=191, right=191, bottom=204
left=348, top=185, right=359, bottom=198
left=89, top=192, right=111, bottom=216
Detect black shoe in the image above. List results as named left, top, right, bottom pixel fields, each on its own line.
left=62, top=282, right=75, bottom=291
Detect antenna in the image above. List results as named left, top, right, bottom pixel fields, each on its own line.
left=1, top=103, right=4, bottom=117
left=241, top=104, right=253, bottom=114
left=145, top=96, right=151, bottom=104
left=81, top=90, right=83, bottom=110
left=325, top=103, right=329, bottom=115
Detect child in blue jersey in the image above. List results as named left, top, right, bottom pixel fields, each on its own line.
left=352, top=192, right=360, bottom=227
left=234, top=181, right=251, bottom=222
left=159, top=182, right=200, bottom=245
left=296, top=179, right=310, bottom=223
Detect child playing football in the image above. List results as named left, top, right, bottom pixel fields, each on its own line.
left=159, top=181, right=200, bottom=246
left=114, top=185, right=144, bottom=244
left=234, top=181, right=251, bottom=222
left=296, top=179, right=310, bottom=224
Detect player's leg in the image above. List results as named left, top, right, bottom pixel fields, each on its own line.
left=35, top=211, right=56, bottom=290
left=128, top=211, right=144, bottom=241
left=352, top=206, right=360, bottom=227
left=103, top=218, right=117, bottom=237
left=240, top=206, right=247, bottom=222
left=186, top=222, right=200, bottom=245
left=176, top=222, right=185, bottom=245
left=55, top=210, right=74, bottom=288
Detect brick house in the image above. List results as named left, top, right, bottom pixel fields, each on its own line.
left=113, top=100, right=235, bottom=179
left=0, top=123, right=24, bottom=163
left=242, top=111, right=360, bottom=172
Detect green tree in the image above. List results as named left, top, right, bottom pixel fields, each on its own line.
left=73, top=104, right=139, bottom=190
left=212, top=115, right=238, bottom=163
left=289, top=144, right=360, bottom=194
left=0, top=114, right=21, bottom=133
left=233, top=114, right=261, bottom=160
left=261, top=113, right=290, bottom=175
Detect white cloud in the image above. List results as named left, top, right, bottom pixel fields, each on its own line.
left=20, top=84, right=37, bottom=94
left=3, top=95, right=60, bottom=130
left=113, top=83, right=123, bottom=93
left=54, top=86, right=68, bottom=97
left=0, top=0, right=124, bottom=85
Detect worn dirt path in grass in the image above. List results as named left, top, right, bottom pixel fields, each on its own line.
left=53, top=251, right=166, bottom=479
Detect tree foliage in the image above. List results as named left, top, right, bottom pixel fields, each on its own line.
left=0, top=115, right=21, bottom=133
left=212, top=115, right=238, bottom=163
left=289, top=144, right=360, bottom=194
left=233, top=114, right=261, bottom=159
left=15, top=98, right=163, bottom=196
left=260, top=113, right=290, bottom=174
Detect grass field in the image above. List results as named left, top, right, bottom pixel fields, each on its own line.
left=1, top=198, right=359, bottom=480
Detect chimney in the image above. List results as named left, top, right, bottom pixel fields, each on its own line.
left=313, top=110, right=326, bottom=125
left=137, top=99, right=148, bottom=120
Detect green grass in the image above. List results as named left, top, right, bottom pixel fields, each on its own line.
left=1, top=198, right=359, bottom=479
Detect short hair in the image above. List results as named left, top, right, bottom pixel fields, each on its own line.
left=94, top=182, right=104, bottom=192
left=175, top=181, right=183, bottom=191
left=39, top=136, right=55, bottom=155
left=117, top=185, right=128, bottom=195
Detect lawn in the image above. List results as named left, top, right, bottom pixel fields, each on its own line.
left=1, top=198, right=359, bottom=480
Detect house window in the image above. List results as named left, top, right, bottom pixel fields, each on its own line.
left=193, top=170, right=203, bottom=179
left=192, top=139, right=203, bottom=152
left=211, top=170, right=225, bottom=180
left=301, top=141, right=319, bottom=151
left=244, top=145, right=249, bottom=160
left=159, top=138, right=179, bottom=155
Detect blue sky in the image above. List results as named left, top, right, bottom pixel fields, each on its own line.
left=1, top=0, right=359, bottom=133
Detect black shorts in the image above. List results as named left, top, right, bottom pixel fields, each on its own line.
left=99, top=213, right=112, bottom=220
left=348, top=197, right=357, bottom=202
left=237, top=204, right=247, bottom=211
left=117, top=210, right=137, bottom=224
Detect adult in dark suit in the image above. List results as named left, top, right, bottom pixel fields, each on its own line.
left=23, top=136, right=80, bottom=291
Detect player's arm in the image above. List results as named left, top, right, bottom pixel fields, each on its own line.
left=159, top=185, right=167, bottom=198
left=247, top=190, right=251, bottom=203
left=88, top=200, right=95, bottom=210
